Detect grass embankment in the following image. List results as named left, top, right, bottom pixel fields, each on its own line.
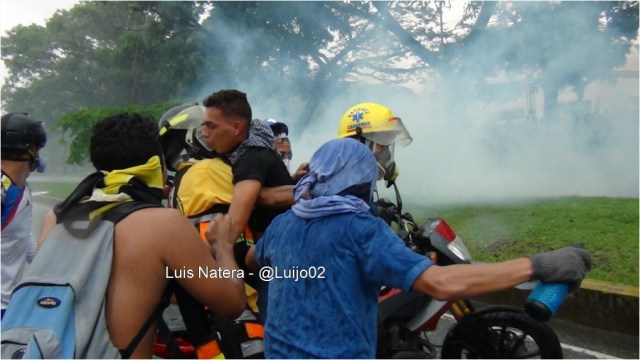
left=30, top=182, right=78, bottom=199
left=30, top=181, right=639, bottom=286
left=409, top=197, right=639, bottom=287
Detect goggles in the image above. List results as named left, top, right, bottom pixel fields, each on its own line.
left=278, top=151, right=293, bottom=161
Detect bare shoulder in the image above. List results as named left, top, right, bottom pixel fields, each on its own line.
left=116, top=206, right=206, bottom=258
left=118, top=207, right=194, bottom=236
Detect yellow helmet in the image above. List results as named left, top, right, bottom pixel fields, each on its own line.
left=337, top=102, right=412, bottom=147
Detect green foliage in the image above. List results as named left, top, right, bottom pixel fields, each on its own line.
left=56, top=99, right=181, bottom=165
left=1, top=1, right=207, bottom=121
left=409, top=197, right=639, bottom=286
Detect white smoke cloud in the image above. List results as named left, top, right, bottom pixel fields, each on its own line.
left=196, top=2, right=639, bottom=205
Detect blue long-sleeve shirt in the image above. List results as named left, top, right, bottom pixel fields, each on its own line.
left=254, top=210, right=432, bottom=358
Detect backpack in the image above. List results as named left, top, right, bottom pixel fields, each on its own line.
left=1, top=201, right=163, bottom=359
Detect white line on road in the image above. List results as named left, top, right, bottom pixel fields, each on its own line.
left=560, top=343, right=620, bottom=359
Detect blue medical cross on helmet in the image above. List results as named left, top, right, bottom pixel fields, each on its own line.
left=346, top=107, right=371, bottom=132
left=351, top=110, right=364, bottom=122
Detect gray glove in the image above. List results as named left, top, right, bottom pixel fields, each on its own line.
left=529, top=246, right=592, bottom=290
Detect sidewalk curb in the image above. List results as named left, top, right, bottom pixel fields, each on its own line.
left=473, top=278, right=639, bottom=335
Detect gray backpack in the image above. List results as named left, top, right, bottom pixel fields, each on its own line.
left=1, top=202, right=164, bottom=359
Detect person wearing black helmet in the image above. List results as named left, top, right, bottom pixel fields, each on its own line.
left=157, top=103, right=217, bottom=205
left=1, top=112, right=47, bottom=319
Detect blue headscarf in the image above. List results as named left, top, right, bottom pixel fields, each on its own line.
left=292, top=138, right=378, bottom=219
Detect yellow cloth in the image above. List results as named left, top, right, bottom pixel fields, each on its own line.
left=87, top=155, right=163, bottom=219
left=99, top=155, right=164, bottom=194
left=244, top=284, right=259, bottom=314
left=176, top=158, right=234, bottom=217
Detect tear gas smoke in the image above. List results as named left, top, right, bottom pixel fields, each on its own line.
left=194, top=3, right=638, bottom=206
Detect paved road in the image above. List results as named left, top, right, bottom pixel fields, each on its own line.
left=31, top=195, right=637, bottom=359
left=164, top=305, right=638, bottom=359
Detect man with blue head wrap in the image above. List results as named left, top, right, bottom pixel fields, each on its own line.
left=206, top=138, right=592, bottom=358
left=236, top=138, right=433, bottom=358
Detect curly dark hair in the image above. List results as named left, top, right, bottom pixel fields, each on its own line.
left=202, top=89, right=252, bottom=123
left=90, top=113, right=163, bottom=171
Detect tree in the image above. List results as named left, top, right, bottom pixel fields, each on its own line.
left=56, top=100, right=179, bottom=165
left=431, top=1, right=639, bottom=120
left=2, top=1, right=208, bottom=122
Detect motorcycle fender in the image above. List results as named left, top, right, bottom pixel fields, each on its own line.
left=377, top=290, right=423, bottom=324
left=406, top=299, right=451, bottom=332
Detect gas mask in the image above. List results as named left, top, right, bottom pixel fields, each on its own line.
left=375, top=145, right=392, bottom=179
left=281, top=157, right=291, bottom=172
left=28, top=149, right=46, bottom=173
left=365, top=139, right=395, bottom=181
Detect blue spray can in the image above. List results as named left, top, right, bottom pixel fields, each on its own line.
left=524, top=282, right=570, bottom=321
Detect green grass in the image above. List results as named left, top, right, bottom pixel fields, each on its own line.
left=29, top=181, right=639, bottom=286
left=408, top=197, right=639, bottom=286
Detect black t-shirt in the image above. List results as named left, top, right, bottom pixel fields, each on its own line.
left=232, top=147, right=294, bottom=236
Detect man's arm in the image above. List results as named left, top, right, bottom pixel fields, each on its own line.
left=413, top=259, right=532, bottom=301
left=37, top=210, right=56, bottom=250
left=244, top=246, right=257, bottom=270
left=291, top=161, right=309, bottom=182
left=413, top=246, right=592, bottom=300
left=205, top=213, right=241, bottom=270
left=257, top=185, right=295, bottom=209
left=228, top=179, right=261, bottom=237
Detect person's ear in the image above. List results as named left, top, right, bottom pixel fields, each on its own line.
left=233, top=119, right=244, bottom=136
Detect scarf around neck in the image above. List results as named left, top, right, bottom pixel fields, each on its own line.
left=225, top=119, right=275, bottom=165
left=54, top=156, right=164, bottom=221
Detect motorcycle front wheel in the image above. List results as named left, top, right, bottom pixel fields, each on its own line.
left=441, top=306, right=562, bottom=359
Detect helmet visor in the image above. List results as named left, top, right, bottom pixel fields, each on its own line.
left=361, top=117, right=412, bottom=147
left=194, top=124, right=214, bottom=152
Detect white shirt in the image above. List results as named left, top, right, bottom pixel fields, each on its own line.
left=1, top=177, right=37, bottom=310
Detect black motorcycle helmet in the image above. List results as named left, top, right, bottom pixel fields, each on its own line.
left=1, top=113, right=47, bottom=171
left=158, top=103, right=215, bottom=172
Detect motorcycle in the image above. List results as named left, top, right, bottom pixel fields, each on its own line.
left=374, top=181, right=563, bottom=359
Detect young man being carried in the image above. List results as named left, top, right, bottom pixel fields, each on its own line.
left=199, top=90, right=294, bottom=320
left=200, top=90, right=294, bottom=242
